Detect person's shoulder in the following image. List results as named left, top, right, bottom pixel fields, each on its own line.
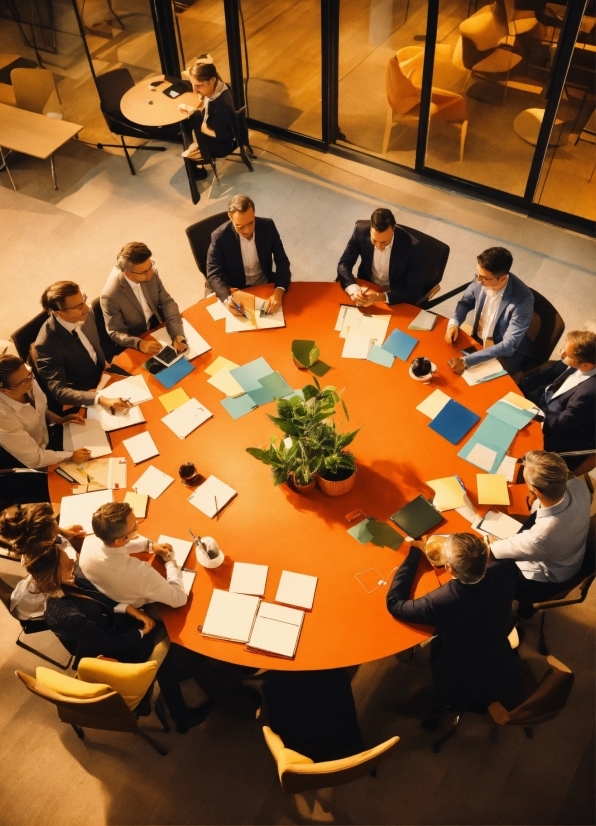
left=256, top=216, right=276, bottom=231
left=354, top=219, right=371, bottom=235
left=211, top=220, right=233, bottom=243
left=34, top=315, right=57, bottom=347
left=508, top=272, right=533, bottom=300
left=487, top=558, right=519, bottom=581
left=394, top=224, right=418, bottom=248
left=102, top=266, right=124, bottom=296
left=568, top=476, right=592, bottom=505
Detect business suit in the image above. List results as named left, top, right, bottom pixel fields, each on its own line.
left=206, top=217, right=292, bottom=302
left=100, top=267, right=184, bottom=350
left=34, top=314, right=106, bottom=407
left=387, top=548, right=519, bottom=707
left=336, top=221, right=424, bottom=306
left=451, top=272, right=534, bottom=373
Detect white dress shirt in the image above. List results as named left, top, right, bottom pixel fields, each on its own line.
left=125, top=277, right=154, bottom=327
left=475, top=279, right=507, bottom=343
left=55, top=315, right=98, bottom=364
left=550, top=365, right=596, bottom=400
left=0, top=379, right=72, bottom=468
left=79, top=534, right=187, bottom=608
left=239, top=232, right=267, bottom=285
left=371, top=239, right=392, bottom=289
left=491, top=478, right=590, bottom=582
left=10, top=536, right=77, bottom=619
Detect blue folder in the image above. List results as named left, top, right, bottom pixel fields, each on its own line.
left=153, top=357, right=194, bottom=389
left=381, top=329, right=418, bottom=361
left=428, top=399, right=480, bottom=445
left=486, top=400, right=536, bottom=430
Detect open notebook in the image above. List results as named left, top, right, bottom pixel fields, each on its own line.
left=247, top=602, right=304, bottom=658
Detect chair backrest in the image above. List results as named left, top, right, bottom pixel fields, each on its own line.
left=0, top=575, right=14, bottom=612
left=11, top=67, right=60, bottom=115
left=10, top=311, right=48, bottom=361
left=95, top=68, right=135, bottom=121
left=398, top=224, right=450, bottom=297
left=263, top=726, right=399, bottom=794
left=488, top=655, right=574, bottom=726
left=525, top=288, right=565, bottom=370
left=386, top=56, right=420, bottom=115
left=185, top=211, right=229, bottom=277
left=91, top=297, right=121, bottom=363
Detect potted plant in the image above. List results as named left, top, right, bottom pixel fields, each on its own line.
left=316, top=426, right=358, bottom=496
left=291, top=340, right=320, bottom=370
left=245, top=437, right=317, bottom=494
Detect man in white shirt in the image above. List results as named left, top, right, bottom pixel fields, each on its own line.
left=100, top=242, right=188, bottom=355
left=490, top=450, right=591, bottom=616
left=80, top=501, right=187, bottom=609
left=521, top=330, right=596, bottom=469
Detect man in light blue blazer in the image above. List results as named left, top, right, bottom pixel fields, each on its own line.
left=445, top=247, right=534, bottom=376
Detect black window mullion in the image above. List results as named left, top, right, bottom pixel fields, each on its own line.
left=416, top=0, right=439, bottom=173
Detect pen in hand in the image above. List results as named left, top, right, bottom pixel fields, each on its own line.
left=230, top=297, right=248, bottom=318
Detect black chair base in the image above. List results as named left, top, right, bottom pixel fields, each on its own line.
left=16, top=631, right=73, bottom=671
left=96, top=136, right=166, bottom=176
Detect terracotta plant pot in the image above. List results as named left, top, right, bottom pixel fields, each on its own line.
left=288, top=474, right=316, bottom=494
left=317, top=469, right=356, bottom=496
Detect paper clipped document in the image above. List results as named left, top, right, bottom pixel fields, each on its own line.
left=161, top=397, right=213, bottom=439
left=157, top=534, right=193, bottom=568
left=187, top=475, right=237, bottom=517
left=104, top=373, right=153, bottom=404
left=275, top=570, right=318, bottom=610
left=64, top=413, right=112, bottom=459
left=151, top=319, right=211, bottom=360
left=201, top=589, right=260, bottom=643
left=229, top=562, right=268, bottom=596
left=181, top=570, right=196, bottom=596
left=478, top=510, right=523, bottom=540
left=462, top=358, right=507, bottom=385
left=122, top=431, right=159, bottom=464
left=477, top=473, right=510, bottom=505
left=415, top=389, right=451, bottom=419
left=426, top=477, right=467, bottom=511
left=90, top=404, right=146, bottom=432
left=247, top=602, right=305, bottom=658
left=59, top=489, right=113, bottom=534
left=133, top=465, right=174, bottom=499
left=124, top=490, right=148, bottom=518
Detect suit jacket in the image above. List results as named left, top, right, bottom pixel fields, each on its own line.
left=522, top=361, right=596, bottom=455
left=336, top=221, right=424, bottom=306
left=34, top=314, right=106, bottom=407
left=100, top=268, right=184, bottom=350
left=188, top=86, right=236, bottom=159
left=206, top=217, right=292, bottom=302
left=451, top=272, right=534, bottom=370
left=386, top=548, right=519, bottom=707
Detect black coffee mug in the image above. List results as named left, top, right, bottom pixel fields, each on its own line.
left=412, top=356, right=432, bottom=378
left=179, top=462, right=200, bottom=485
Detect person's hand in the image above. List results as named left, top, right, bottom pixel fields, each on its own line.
left=351, top=289, right=366, bottom=306
left=72, top=448, right=92, bottom=464
left=99, top=397, right=133, bottom=412
left=361, top=290, right=384, bottom=307
left=173, top=335, right=188, bottom=354
left=138, top=338, right=163, bottom=356
left=61, top=412, right=86, bottom=426
left=62, top=524, right=86, bottom=539
left=125, top=605, right=155, bottom=634
left=445, top=325, right=459, bottom=345
left=153, top=542, right=174, bottom=561
left=227, top=296, right=246, bottom=318
left=411, top=538, right=426, bottom=551
left=178, top=103, right=199, bottom=116
left=448, top=357, right=466, bottom=375
left=263, top=288, right=284, bottom=314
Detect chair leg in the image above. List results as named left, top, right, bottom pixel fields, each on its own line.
left=136, top=727, right=168, bottom=756
left=537, top=611, right=549, bottom=656
left=459, top=120, right=468, bottom=162
left=210, top=158, right=220, bottom=185
left=0, top=147, right=17, bottom=190
left=120, top=136, right=135, bottom=176
left=154, top=696, right=170, bottom=733
left=240, top=146, right=253, bottom=172
left=16, top=631, right=73, bottom=671
left=432, top=713, right=461, bottom=753
left=71, top=724, right=85, bottom=740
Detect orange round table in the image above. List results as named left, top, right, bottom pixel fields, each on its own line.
left=50, top=283, right=541, bottom=670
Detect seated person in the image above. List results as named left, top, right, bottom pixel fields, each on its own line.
left=179, top=57, right=236, bottom=181
left=79, top=501, right=187, bottom=609
left=521, top=330, right=596, bottom=470
left=336, top=208, right=424, bottom=307
left=445, top=247, right=534, bottom=376
left=34, top=281, right=132, bottom=411
left=490, top=450, right=591, bottom=617
left=206, top=194, right=291, bottom=316
left=100, top=242, right=188, bottom=357
left=387, top=533, right=519, bottom=709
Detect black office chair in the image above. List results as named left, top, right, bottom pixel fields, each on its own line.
left=209, top=105, right=254, bottom=185
left=398, top=224, right=450, bottom=308
left=520, top=288, right=565, bottom=377
left=94, top=68, right=179, bottom=176
left=91, top=297, right=122, bottom=363
left=185, top=211, right=228, bottom=279
left=10, top=311, right=48, bottom=361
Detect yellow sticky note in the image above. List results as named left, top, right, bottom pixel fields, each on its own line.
left=204, top=356, right=239, bottom=376
left=158, top=387, right=190, bottom=413
left=416, top=389, right=451, bottom=419
left=207, top=369, right=245, bottom=397
left=501, top=391, right=537, bottom=411
left=124, top=491, right=148, bottom=518
left=476, top=474, right=510, bottom=505
left=427, top=477, right=466, bottom=511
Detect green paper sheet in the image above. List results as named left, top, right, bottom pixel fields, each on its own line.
left=310, top=360, right=331, bottom=377
left=259, top=372, right=293, bottom=398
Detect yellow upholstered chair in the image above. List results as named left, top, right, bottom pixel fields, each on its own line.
left=10, top=68, right=62, bottom=117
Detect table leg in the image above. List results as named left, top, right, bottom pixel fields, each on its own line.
left=0, top=147, right=17, bottom=190
left=50, top=153, right=57, bottom=189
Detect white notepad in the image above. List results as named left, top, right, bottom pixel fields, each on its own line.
left=122, top=431, right=159, bottom=464
left=229, top=562, right=268, bottom=596
left=151, top=319, right=211, bottom=360
left=181, top=570, right=196, bottom=596
left=275, top=570, right=318, bottom=610
left=247, top=602, right=304, bottom=658
left=58, top=489, right=113, bottom=534
left=161, top=397, right=213, bottom=439
left=187, top=475, right=237, bottom=518
left=158, top=534, right=193, bottom=569
left=92, top=404, right=146, bottom=432
left=201, top=589, right=260, bottom=643
left=105, top=374, right=153, bottom=404
left=479, top=510, right=523, bottom=540
left=64, top=414, right=112, bottom=458
left=133, top=465, right=174, bottom=499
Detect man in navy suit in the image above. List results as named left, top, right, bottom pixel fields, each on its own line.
left=337, top=208, right=424, bottom=307
left=206, top=194, right=291, bottom=318
left=445, top=247, right=534, bottom=376
left=521, top=330, right=595, bottom=469
left=387, top=533, right=519, bottom=708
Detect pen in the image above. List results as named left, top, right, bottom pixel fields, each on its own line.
left=187, top=528, right=210, bottom=560
left=214, top=494, right=219, bottom=519
left=454, top=475, right=466, bottom=492
left=230, top=297, right=248, bottom=318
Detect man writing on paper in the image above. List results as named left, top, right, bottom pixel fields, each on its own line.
left=387, top=533, right=519, bottom=708
left=336, top=208, right=424, bottom=307
left=445, top=247, right=534, bottom=376
left=34, top=281, right=132, bottom=412
left=520, top=330, right=596, bottom=469
left=101, top=242, right=188, bottom=357
left=79, top=502, right=187, bottom=609
left=206, top=194, right=291, bottom=318
left=490, top=450, right=591, bottom=618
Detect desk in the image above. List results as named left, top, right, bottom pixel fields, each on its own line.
left=0, top=101, right=82, bottom=189
left=49, top=283, right=540, bottom=670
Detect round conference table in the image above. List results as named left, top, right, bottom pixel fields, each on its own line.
left=120, top=74, right=199, bottom=128
left=50, top=283, right=541, bottom=671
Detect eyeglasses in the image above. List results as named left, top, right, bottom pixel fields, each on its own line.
left=115, top=521, right=138, bottom=541
left=8, top=367, right=34, bottom=389
left=129, top=260, right=156, bottom=276
left=474, top=271, right=501, bottom=283
left=61, top=294, right=88, bottom=312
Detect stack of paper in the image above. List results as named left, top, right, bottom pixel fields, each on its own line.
left=337, top=306, right=366, bottom=338
left=64, top=414, right=112, bottom=459
left=133, top=465, right=174, bottom=499
left=275, top=571, right=317, bottom=610
left=58, top=489, right=113, bottom=534
left=161, top=397, right=213, bottom=439
left=122, top=431, right=159, bottom=464
left=382, top=329, right=418, bottom=361
left=124, top=490, right=148, bottom=518
left=247, top=602, right=304, bottom=658
left=462, top=358, right=507, bottom=386
left=416, top=389, right=451, bottom=419
left=157, top=534, right=193, bottom=568
left=151, top=319, right=211, bottom=360
left=105, top=374, right=153, bottom=404
left=201, top=589, right=260, bottom=643
left=91, top=405, right=146, bottom=432
left=188, top=475, right=236, bottom=517
left=428, top=399, right=480, bottom=445
left=458, top=415, right=517, bottom=472
left=477, top=473, right=510, bottom=505
left=478, top=510, right=523, bottom=539
left=426, top=477, right=467, bottom=511
left=205, top=357, right=244, bottom=397
left=408, top=310, right=437, bottom=331
left=158, top=388, right=190, bottom=413
left=229, top=562, right=268, bottom=596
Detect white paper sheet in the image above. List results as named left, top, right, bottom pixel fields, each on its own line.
left=275, top=570, right=318, bottom=610
left=496, top=455, right=518, bottom=482
left=151, top=319, right=211, bottom=360
left=247, top=602, right=304, bottom=658
left=466, top=443, right=498, bottom=472
left=122, top=431, right=159, bottom=464
left=91, top=404, right=146, bottom=432
left=58, top=489, right=113, bottom=534
left=161, top=398, right=213, bottom=439
left=229, top=562, right=268, bottom=596
left=224, top=307, right=255, bottom=333
left=255, top=300, right=285, bottom=330
left=206, top=300, right=227, bottom=321
left=339, top=307, right=366, bottom=339
left=158, top=534, right=193, bottom=568
left=65, top=414, right=112, bottom=458
left=104, top=374, right=153, bottom=404
left=181, top=570, right=196, bottom=595
left=201, top=589, right=260, bottom=642
left=462, top=358, right=506, bottom=386
left=335, top=305, right=351, bottom=331
left=415, top=389, right=451, bottom=419
left=357, top=314, right=391, bottom=345
left=479, top=510, right=523, bottom=540
left=341, top=333, right=372, bottom=359
left=133, top=465, right=174, bottom=499
left=187, top=475, right=236, bottom=518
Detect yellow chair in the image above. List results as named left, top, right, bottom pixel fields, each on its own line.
left=10, top=68, right=62, bottom=117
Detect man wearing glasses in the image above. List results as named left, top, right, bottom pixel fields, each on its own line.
left=445, top=247, right=534, bottom=376
left=100, top=241, right=187, bottom=356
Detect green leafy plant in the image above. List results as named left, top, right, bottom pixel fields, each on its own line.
left=291, top=340, right=320, bottom=368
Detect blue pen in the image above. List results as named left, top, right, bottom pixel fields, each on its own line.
left=230, top=297, right=248, bottom=318
left=454, top=475, right=467, bottom=492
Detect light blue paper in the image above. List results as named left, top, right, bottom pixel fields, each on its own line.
left=381, top=329, right=418, bottom=360
left=367, top=344, right=395, bottom=368
left=220, top=394, right=258, bottom=419
left=247, top=386, right=276, bottom=406
left=458, top=438, right=507, bottom=473
left=487, top=400, right=536, bottom=430
left=229, top=357, right=274, bottom=393
left=473, top=415, right=518, bottom=451
left=153, top=357, right=194, bottom=389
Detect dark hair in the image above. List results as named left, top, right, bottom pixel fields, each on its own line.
left=24, top=543, right=62, bottom=594
left=445, top=533, right=488, bottom=585
left=116, top=242, right=152, bottom=271
left=370, top=208, right=396, bottom=233
left=41, top=281, right=81, bottom=313
left=228, top=194, right=255, bottom=214
left=477, top=247, right=513, bottom=276
left=91, top=501, right=132, bottom=544
left=189, top=61, right=219, bottom=82
left=0, top=502, right=56, bottom=557
left=567, top=330, right=596, bottom=365
left=0, top=354, right=24, bottom=389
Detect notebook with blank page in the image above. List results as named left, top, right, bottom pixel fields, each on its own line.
left=247, top=602, right=304, bottom=658
left=275, top=571, right=318, bottom=610
left=201, top=589, right=260, bottom=643
left=229, top=562, right=268, bottom=596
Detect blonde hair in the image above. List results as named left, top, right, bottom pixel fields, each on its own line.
left=523, top=450, right=568, bottom=500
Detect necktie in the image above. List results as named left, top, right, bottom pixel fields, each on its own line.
left=518, top=511, right=537, bottom=533
left=72, top=329, right=80, bottom=341
left=544, top=367, right=575, bottom=405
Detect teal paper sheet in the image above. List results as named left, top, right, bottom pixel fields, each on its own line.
left=259, top=372, right=293, bottom=398
left=487, top=400, right=536, bottom=430
left=367, top=344, right=395, bottom=368
left=220, top=394, right=258, bottom=419
left=381, top=329, right=418, bottom=361
left=347, top=518, right=404, bottom=550
left=229, top=357, right=274, bottom=392
left=457, top=414, right=517, bottom=472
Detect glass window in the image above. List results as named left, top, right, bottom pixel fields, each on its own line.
left=338, top=0, right=429, bottom=169
left=172, top=0, right=230, bottom=84
left=241, top=0, right=322, bottom=140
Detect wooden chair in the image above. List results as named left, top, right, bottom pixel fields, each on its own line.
left=10, top=67, right=62, bottom=116
left=398, top=224, right=450, bottom=307
left=185, top=211, right=228, bottom=280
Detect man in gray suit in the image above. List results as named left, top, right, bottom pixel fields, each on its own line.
left=101, top=242, right=188, bottom=356
left=35, top=281, right=131, bottom=411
